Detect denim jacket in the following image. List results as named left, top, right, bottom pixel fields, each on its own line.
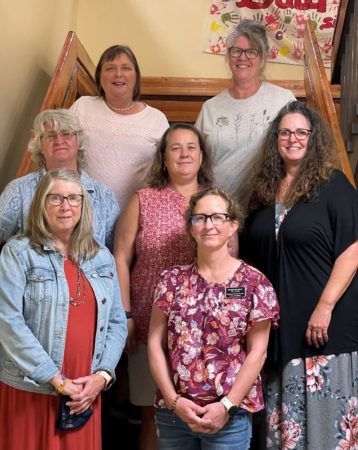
left=0, top=169, right=119, bottom=250
left=0, top=236, right=127, bottom=394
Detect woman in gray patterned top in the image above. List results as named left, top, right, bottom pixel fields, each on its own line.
left=195, top=20, right=295, bottom=209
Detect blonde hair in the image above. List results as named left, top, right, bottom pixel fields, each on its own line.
left=25, top=169, right=99, bottom=263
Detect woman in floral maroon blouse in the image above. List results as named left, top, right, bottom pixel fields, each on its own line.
left=148, top=187, right=279, bottom=450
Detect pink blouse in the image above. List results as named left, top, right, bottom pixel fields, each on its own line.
left=153, top=261, right=280, bottom=412
left=130, top=186, right=195, bottom=343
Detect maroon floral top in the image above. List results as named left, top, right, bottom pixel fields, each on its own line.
left=153, top=261, right=280, bottom=412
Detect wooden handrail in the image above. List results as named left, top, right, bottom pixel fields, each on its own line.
left=16, top=31, right=98, bottom=178
left=16, top=30, right=348, bottom=184
left=303, top=19, right=355, bottom=186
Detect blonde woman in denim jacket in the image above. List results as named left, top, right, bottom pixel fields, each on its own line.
left=0, top=169, right=127, bottom=450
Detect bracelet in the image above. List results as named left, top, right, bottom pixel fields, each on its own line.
left=55, top=375, right=67, bottom=394
left=170, top=394, right=181, bottom=411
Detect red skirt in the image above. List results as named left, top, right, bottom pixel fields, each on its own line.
left=0, top=258, right=101, bottom=450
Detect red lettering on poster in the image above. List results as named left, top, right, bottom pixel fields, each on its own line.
left=319, top=16, right=336, bottom=30
left=235, top=0, right=327, bottom=13
left=236, top=1, right=273, bottom=8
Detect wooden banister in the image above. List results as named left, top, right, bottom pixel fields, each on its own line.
left=16, top=31, right=98, bottom=178
left=16, top=31, right=347, bottom=184
left=140, top=77, right=340, bottom=124
left=303, top=19, right=355, bottom=186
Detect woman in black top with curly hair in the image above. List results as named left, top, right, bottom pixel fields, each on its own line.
left=241, top=101, right=358, bottom=450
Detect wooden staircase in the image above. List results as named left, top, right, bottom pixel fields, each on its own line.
left=16, top=25, right=354, bottom=186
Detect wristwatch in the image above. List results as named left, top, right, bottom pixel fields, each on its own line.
left=125, top=310, right=135, bottom=319
left=96, top=370, right=113, bottom=390
left=220, top=396, right=239, bottom=417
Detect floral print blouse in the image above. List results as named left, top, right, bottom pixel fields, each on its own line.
left=153, top=261, right=280, bottom=412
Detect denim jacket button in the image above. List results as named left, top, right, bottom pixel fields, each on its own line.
left=102, top=298, right=107, bottom=304
left=100, top=326, right=104, bottom=331
left=91, top=273, right=97, bottom=278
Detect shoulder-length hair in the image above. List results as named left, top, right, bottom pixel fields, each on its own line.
left=28, top=109, right=87, bottom=170
left=95, top=45, right=141, bottom=101
left=250, top=101, right=339, bottom=209
left=147, top=123, right=214, bottom=188
left=25, top=169, right=100, bottom=263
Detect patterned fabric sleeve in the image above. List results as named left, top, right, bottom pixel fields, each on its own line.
left=249, top=273, right=280, bottom=329
left=0, top=179, right=24, bottom=242
left=153, top=268, right=180, bottom=315
left=101, top=186, right=120, bottom=251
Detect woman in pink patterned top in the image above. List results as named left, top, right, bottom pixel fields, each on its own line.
left=148, top=188, right=279, bottom=450
left=114, top=123, right=214, bottom=450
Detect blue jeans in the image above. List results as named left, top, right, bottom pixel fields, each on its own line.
left=155, top=407, right=252, bottom=450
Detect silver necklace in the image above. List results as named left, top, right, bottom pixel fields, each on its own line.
left=106, top=100, right=135, bottom=112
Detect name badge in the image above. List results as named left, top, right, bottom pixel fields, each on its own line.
left=225, top=287, right=246, bottom=299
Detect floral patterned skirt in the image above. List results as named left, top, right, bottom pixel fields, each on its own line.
left=265, top=352, right=358, bottom=450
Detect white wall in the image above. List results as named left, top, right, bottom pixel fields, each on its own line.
left=76, top=0, right=304, bottom=79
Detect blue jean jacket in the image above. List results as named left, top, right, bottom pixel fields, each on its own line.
left=0, top=236, right=127, bottom=394
left=0, top=169, right=119, bottom=250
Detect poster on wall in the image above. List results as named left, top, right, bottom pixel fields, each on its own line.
left=205, top=0, right=340, bottom=66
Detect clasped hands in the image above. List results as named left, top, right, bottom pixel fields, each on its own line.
left=174, top=397, right=229, bottom=434
left=60, top=373, right=106, bottom=415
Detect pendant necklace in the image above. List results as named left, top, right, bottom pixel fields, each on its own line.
left=69, top=261, right=86, bottom=307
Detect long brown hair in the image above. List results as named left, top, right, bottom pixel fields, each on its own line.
left=147, top=123, right=214, bottom=188
left=250, top=101, right=339, bottom=209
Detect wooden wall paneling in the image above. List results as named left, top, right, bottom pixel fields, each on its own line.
left=331, top=0, right=350, bottom=76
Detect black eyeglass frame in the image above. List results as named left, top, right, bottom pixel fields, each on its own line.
left=190, top=213, right=231, bottom=226
left=276, top=128, right=312, bottom=140
left=46, top=194, right=84, bottom=206
left=228, top=47, right=259, bottom=59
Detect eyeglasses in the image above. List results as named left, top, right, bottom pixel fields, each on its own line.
left=190, top=213, right=230, bottom=226
left=46, top=194, right=84, bottom=206
left=277, top=129, right=312, bottom=140
left=41, top=130, right=77, bottom=142
left=228, top=47, right=259, bottom=59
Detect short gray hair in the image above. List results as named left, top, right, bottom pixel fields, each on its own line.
left=226, top=19, right=269, bottom=73
left=28, top=109, right=88, bottom=169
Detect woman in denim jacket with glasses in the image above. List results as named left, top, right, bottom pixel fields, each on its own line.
left=0, top=169, right=127, bottom=450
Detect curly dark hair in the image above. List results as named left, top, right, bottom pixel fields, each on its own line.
left=147, top=123, right=214, bottom=188
left=250, top=101, right=339, bottom=209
